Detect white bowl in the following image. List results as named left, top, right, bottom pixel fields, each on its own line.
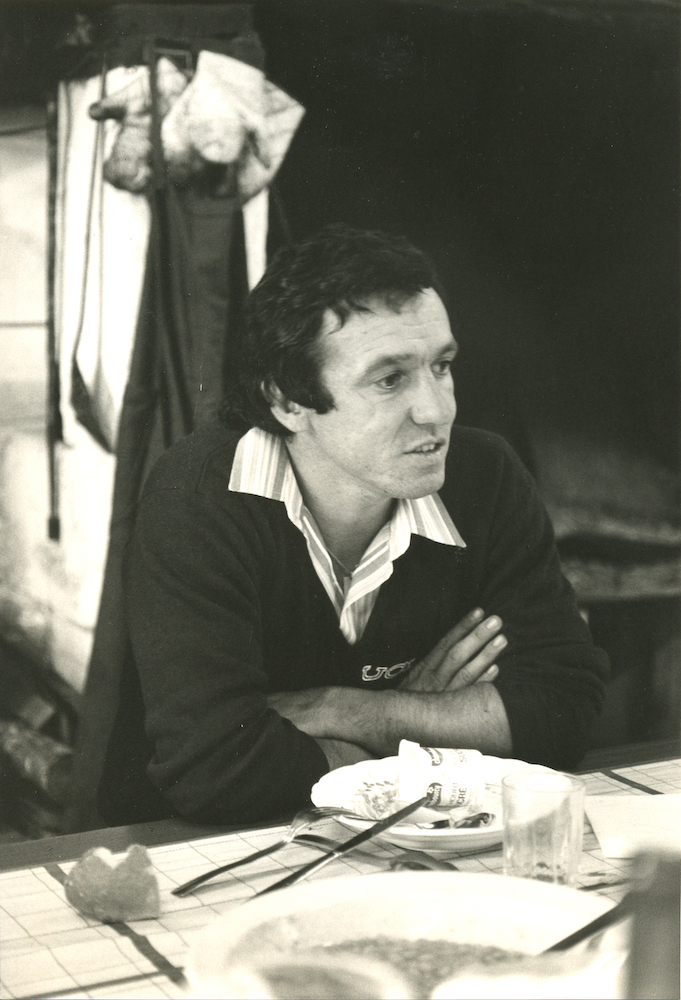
left=186, top=871, right=621, bottom=999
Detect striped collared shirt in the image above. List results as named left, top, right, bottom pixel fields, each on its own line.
left=229, top=427, right=466, bottom=644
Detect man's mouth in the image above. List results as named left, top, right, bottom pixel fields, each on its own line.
left=407, top=440, right=445, bottom=455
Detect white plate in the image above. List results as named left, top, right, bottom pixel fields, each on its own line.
left=186, top=871, right=624, bottom=1000
left=311, top=755, right=553, bottom=855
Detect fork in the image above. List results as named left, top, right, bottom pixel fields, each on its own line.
left=171, top=805, right=356, bottom=896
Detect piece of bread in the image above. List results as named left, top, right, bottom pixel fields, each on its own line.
left=64, top=843, right=160, bottom=922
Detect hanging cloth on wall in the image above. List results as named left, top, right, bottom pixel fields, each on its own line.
left=55, top=65, right=152, bottom=453
left=59, top=45, right=302, bottom=455
left=69, top=61, right=115, bottom=453
left=64, top=37, right=265, bottom=832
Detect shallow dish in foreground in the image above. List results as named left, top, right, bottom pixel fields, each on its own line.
left=186, top=870, right=622, bottom=999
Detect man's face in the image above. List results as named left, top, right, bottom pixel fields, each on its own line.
left=289, top=288, right=457, bottom=506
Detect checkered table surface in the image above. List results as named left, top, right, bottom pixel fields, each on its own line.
left=1, top=759, right=679, bottom=999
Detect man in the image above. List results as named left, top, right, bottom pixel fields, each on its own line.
left=99, top=225, right=608, bottom=825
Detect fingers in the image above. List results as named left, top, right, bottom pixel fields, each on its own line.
left=477, top=663, right=499, bottom=683
left=426, top=607, right=486, bottom=660
left=438, top=630, right=506, bottom=692
left=434, top=613, right=506, bottom=678
left=400, top=609, right=507, bottom=692
left=408, top=608, right=485, bottom=682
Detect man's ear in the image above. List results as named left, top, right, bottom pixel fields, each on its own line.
left=262, top=380, right=309, bottom=433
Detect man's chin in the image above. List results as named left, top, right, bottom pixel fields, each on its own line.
left=391, top=469, right=447, bottom=500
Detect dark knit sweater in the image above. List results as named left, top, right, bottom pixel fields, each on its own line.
left=98, top=421, right=608, bottom=826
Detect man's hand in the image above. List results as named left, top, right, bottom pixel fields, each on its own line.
left=398, top=608, right=507, bottom=693
left=266, top=693, right=375, bottom=770
left=267, top=688, right=332, bottom=733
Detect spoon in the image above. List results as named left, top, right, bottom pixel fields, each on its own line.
left=418, top=812, right=495, bottom=829
left=389, top=850, right=459, bottom=871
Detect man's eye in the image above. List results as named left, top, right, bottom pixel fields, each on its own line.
left=376, top=372, right=403, bottom=390
left=434, top=359, right=454, bottom=377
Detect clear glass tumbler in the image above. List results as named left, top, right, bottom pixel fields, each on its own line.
left=502, top=771, right=585, bottom=886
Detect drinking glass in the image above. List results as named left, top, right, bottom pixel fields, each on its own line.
left=502, top=771, right=585, bottom=886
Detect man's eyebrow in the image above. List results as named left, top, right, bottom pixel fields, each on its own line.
left=361, top=342, right=458, bottom=378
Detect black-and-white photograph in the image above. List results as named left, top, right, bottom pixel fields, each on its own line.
left=0, top=2, right=679, bottom=997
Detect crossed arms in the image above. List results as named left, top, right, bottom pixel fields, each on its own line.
left=268, top=607, right=513, bottom=767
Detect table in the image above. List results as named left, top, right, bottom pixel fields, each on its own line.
left=1, top=753, right=679, bottom=1000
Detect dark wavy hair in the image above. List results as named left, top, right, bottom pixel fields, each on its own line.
left=219, top=223, right=446, bottom=436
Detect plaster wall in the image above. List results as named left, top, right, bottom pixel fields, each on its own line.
left=0, top=106, right=112, bottom=694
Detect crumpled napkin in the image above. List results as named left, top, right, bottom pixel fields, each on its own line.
left=585, top=793, right=681, bottom=858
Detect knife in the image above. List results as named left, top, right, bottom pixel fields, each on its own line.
left=254, top=795, right=431, bottom=896
left=542, top=893, right=633, bottom=952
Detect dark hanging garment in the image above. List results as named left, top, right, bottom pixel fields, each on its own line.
left=64, top=51, right=251, bottom=831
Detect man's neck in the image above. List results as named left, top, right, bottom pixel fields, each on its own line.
left=310, top=497, right=395, bottom=572
left=285, top=444, right=394, bottom=570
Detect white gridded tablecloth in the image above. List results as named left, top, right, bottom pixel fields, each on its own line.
left=1, top=758, right=679, bottom=1000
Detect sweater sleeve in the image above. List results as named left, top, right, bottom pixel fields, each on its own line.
left=463, top=436, right=609, bottom=769
left=124, top=485, right=329, bottom=825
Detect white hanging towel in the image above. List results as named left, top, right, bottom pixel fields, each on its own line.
left=56, top=67, right=151, bottom=451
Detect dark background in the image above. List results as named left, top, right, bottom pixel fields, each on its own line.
left=254, top=2, right=679, bottom=470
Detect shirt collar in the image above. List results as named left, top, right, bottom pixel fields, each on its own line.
left=229, top=426, right=466, bottom=549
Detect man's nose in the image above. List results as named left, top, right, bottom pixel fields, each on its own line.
left=410, top=374, right=456, bottom=426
